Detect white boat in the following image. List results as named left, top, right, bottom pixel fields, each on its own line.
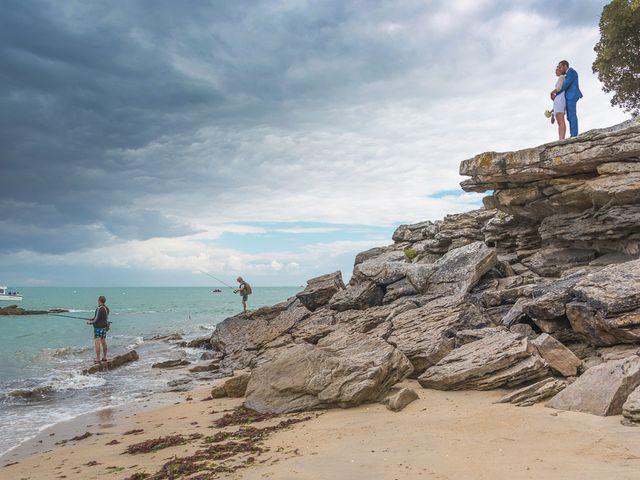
left=0, top=286, right=22, bottom=302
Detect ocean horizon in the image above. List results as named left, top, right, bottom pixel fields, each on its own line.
left=0, top=286, right=300, bottom=457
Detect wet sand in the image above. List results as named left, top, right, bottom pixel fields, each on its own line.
left=3, top=380, right=640, bottom=479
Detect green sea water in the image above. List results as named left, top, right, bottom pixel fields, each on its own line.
left=0, top=286, right=299, bottom=457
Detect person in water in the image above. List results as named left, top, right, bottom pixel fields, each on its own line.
left=234, top=277, right=251, bottom=313
left=87, top=295, right=110, bottom=363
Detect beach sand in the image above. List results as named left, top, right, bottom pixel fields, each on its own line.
left=3, top=380, right=640, bottom=479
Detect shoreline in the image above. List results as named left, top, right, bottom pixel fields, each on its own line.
left=4, top=378, right=640, bottom=479
left=0, top=389, right=185, bottom=462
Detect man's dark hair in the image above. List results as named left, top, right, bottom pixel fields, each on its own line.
left=559, top=60, right=570, bottom=67
left=99, top=295, right=106, bottom=303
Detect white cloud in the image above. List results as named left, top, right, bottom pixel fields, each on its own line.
left=2, top=0, right=631, bottom=286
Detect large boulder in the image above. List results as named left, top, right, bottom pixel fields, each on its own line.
left=422, top=241, right=497, bottom=296
left=296, top=271, right=346, bottom=311
left=244, top=330, right=413, bottom=413
left=571, top=259, right=640, bottom=314
left=501, top=272, right=586, bottom=328
left=418, top=331, right=548, bottom=390
left=546, top=355, right=640, bottom=416
left=352, top=253, right=417, bottom=287
left=210, top=298, right=310, bottom=369
left=392, top=220, right=439, bottom=243
left=329, top=281, right=384, bottom=311
left=387, top=296, right=491, bottom=375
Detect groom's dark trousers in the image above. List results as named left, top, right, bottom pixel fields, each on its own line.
left=566, top=99, right=579, bottom=137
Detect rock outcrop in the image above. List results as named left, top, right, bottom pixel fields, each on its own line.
left=0, top=305, right=69, bottom=316
left=203, top=119, right=640, bottom=418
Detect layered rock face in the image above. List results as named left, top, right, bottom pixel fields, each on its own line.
left=208, top=119, right=640, bottom=416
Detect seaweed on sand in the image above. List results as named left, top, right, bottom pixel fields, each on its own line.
left=212, top=406, right=278, bottom=428
left=125, top=433, right=203, bottom=454
left=122, top=406, right=314, bottom=479
left=125, top=435, right=188, bottom=454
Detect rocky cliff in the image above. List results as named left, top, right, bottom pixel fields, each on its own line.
left=208, top=118, right=640, bottom=421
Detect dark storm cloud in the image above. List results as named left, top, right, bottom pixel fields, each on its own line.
left=0, top=0, right=611, bottom=255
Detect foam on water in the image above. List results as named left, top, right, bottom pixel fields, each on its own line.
left=0, top=286, right=300, bottom=457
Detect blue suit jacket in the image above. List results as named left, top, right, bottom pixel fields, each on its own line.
left=556, top=67, right=583, bottom=101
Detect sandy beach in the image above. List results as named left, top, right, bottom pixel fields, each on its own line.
left=3, top=378, right=640, bottom=480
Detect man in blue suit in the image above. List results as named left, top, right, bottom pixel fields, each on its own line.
left=551, top=60, right=583, bottom=137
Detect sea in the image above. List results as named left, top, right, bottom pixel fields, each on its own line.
left=0, top=286, right=299, bottom=457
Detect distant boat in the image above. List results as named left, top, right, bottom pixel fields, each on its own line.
left=0, top=286, right=23, bottom=302
left=212, top=289, right=222, bottom=293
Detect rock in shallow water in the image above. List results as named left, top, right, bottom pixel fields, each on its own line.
left=82, top=350, right=139, bottom=374
left=152, top=359, right=190, bottom=369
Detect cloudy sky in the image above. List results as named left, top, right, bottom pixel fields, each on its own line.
left=0, top=0, right=630, bottom=287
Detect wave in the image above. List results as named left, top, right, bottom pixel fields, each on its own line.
left=0, top=402, right=128, bottom=459
left=67, top=309, right=92, bottom=313
left=3, top=372, right=106, bottom=403
left=5, top=385, right=54, bottom=399
left=127, top=336, right=144, bottom=349
left=34, top=346, right=91, bottom=361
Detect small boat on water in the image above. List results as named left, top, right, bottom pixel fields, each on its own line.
left=0, top=286, right=23, bottom=302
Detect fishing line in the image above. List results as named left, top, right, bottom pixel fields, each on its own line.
left=196, top=270, right=236, bottom=291
left=48, top=313, right=90, bottom=320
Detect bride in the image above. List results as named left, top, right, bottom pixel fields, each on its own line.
left=551, top=65, right=567, bottom=140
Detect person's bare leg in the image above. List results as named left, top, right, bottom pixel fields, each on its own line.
left=556, top=112, right=566, bottom=140
left=242, top=298, right=247, bottom=313
left=94, top=338, right=101, bottom=362
left=101, top=338, right=108, bottom=361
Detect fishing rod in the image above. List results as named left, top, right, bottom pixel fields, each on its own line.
left=197, top=270, right=237, bottom=291
left=48, top=313, right=90, bottom=320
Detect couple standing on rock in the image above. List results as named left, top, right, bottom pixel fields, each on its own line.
left=548, top=60, right=583, bottom=140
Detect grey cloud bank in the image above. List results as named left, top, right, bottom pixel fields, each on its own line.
left=0, top=0, right=630, bottom=285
